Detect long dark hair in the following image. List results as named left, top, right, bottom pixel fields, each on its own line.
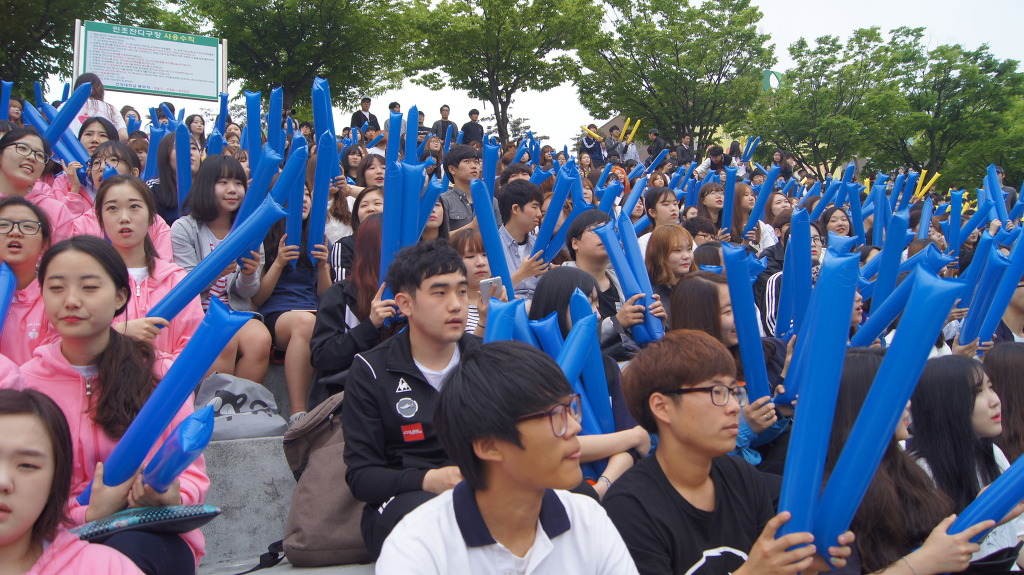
left=826, top=349, right=952, bottom=572
left=985, top=342, right=1024, bottom=463
left=670, top=271, right=726, bottom=342
left=529, top=266, right=599, bottom=338
left=909, top=355, right=1001, bottom=512
left=350, top=214, right=383, bottom=321
left=38, top=237, right=158, bottom=438
left=153, top=134, right=178, bottom=214
left=0, top=389, right=73, bottom=542
left=184, top=114, right=207, bottom=148
left=340, top=144, right=363, bottom=181
left=696, top=182, right=724, bottom=227
left=355, top=154, right=385, bottom=188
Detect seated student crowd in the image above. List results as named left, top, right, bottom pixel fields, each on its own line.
left=3, top=72, right=1024, bottom=574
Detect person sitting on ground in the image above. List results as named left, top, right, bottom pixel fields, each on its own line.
left=375, top=341, right=640, bottom=574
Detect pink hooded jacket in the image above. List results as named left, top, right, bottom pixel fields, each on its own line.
left=0, top=281, right=55, bottom=366
left=114, top=257, right=203, bottom=371
left=25, top=527, right=143, bottom=575
left=71, top=211, right=174, bottom=263
left=0, top=353, right=22, bottom=387
left=14, top=341, right=210, bottom=566
left=20, top=182, right=76, bottom=243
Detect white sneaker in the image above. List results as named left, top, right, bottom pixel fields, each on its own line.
left=288, top=411, right=307, bottom=426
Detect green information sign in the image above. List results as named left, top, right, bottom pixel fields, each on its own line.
left=76, top=20, right=226, bottom=101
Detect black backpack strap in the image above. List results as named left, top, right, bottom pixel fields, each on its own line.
left=232, top=540, right=285, bottom=574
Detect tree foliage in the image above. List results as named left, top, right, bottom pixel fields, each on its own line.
left=407, top=0, right=601, bottom=145
left=735, top=27, right=1024, bottom=186
left=185, top=0, right=423, bottom=112
left=575, top=0, right=773, bottom=146
left=0, top=0, right=189, bottom=95
left=865, top=40, right=1024, bottom=182
left=734, top=27, right=918, bottom=180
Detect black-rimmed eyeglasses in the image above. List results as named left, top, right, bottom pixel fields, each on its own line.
left=662, top=384, right=748, bottom=407
left=516, top=394, right=582, bottom=437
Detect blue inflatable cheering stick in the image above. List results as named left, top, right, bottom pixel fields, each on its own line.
left=78, top=300, right=250, bottom=504
left=142, top=405, right=215, bottom=493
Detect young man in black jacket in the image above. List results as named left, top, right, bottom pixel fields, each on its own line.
left=342, top=239, right=480, bottom=557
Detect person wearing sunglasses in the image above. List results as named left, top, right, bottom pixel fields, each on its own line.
left=376, top=341, right=639, bottom=574
left=604, top=329, right=854, bottom=575
left=0, top=127, right=75, bottom=243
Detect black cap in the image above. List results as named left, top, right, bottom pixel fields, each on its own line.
left=995, top=165, right=1005, bottom=174
left=649, top=128, right=659, bottom=135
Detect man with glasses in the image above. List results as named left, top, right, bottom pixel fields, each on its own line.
left=376, top=341, right=638, bottom=574
left=343, top=240, right=480, bottom=558
left=604, top=330, right=853, bottom=575
left=564, top=209, right=666, bottom=361
left=683, top=216, right=718, bottom=247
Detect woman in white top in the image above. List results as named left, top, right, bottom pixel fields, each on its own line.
left=909, top=355, right=1024, bottom=569
left=66, top=74, right=128, bottom=142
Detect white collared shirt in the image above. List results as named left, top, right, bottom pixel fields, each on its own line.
left=376, top=483, right=638, bottom=575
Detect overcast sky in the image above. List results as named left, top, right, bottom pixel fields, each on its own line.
left=82, top=0, right=1024, bottom=146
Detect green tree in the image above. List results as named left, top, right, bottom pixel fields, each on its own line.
left=185, top=0, right=423, bottom=113
left=734, top=27, right=919, bottom=180
left=865, top=41, right=1024, bottom=183
left=1, top=0, right=190, bottom=95
left=574, top=0, right=773, bottom=147
left=408, top=0, right=601, bottom=145
left=938, top=97, right=1024, bottom=190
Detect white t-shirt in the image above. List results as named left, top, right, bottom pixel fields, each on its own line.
left=414, top=346, right=461, bottom=391
left=68, top=99, right=127, bottom=136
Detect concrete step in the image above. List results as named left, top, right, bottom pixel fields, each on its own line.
left=198, top=365, right=380, bottom=573
left=201, top=436, right=294, bottom=569
left=201, top=558, right=374, bottom=574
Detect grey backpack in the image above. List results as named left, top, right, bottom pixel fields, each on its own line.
left=194, top=373, right=288, bottom=440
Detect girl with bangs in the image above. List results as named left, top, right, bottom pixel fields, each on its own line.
left=254, top=175, right=331, bottom=424
left=0, top=197, right=54, bottom=365
left=95, top=175, right=203, bottom=371
left=0, top=389, right=143, bottom=573
left=644, top=224, right=693, bottom=326
left=170, top=155, right=272, bottom=385
left=69, top=141, right=172, bottom=258
left=17, top=236, right=209, bottom=574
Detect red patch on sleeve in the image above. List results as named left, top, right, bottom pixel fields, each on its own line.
left=401, top=423, right=425, bottom=442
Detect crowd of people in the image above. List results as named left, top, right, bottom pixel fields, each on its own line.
left=1, top=71, right=1024, bottom=575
